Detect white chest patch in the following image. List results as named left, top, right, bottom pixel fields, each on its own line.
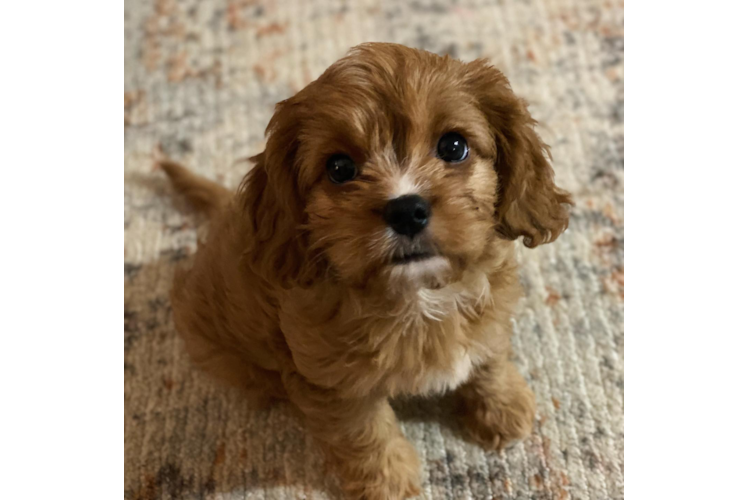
left=415, top=347, right=482, bottom=395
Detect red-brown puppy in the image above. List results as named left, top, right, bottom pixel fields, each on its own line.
left=160, top=43, right=571, bottom=500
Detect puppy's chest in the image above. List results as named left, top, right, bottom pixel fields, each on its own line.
left=400, top=342, right=481, bottom=396
left=378, top=282, right=492, bottom=395
left=282, top=273, right=496, bottom=396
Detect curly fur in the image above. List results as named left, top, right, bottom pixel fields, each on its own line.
left=159, top=43, right=571, bottom=499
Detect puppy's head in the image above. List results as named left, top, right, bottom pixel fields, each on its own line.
left=251, top=43, right=571, bottom=291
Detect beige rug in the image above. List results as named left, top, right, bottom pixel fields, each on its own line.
left=125, top=0, right=624, bottom=498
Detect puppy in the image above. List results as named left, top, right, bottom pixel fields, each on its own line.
left=159, top=43, right=571, bottom=500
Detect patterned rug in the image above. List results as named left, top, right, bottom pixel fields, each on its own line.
left=124, top=0, right=624, bottom=498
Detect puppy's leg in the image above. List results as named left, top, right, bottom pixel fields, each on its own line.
left=283, top=372, right=421, bottom=500
left=456, top=357, right=536, bottom=450
left=180, top=329, right=286, bottom=406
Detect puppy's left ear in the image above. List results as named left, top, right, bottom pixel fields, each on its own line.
left=468, top=61, right=573, bottom=248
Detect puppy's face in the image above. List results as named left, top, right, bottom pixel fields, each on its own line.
left=258, top=44, right=571, bottom=290
left=301, top=78, right=499, bottom=291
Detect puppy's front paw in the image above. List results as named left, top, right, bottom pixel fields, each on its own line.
left=339, top=437, right=421, bottom=500
left=459, top=383, right=536, bottom=450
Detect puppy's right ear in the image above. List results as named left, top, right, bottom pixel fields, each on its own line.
left=239, top=99, right=321, bottom=288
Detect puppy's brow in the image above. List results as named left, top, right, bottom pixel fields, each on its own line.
left=391, top=111, right=412, bottom=161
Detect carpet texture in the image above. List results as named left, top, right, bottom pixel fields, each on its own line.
left=124, top=0, right=624, bottom=498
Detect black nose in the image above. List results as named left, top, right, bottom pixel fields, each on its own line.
left=383, top=194, right=431, bottom=238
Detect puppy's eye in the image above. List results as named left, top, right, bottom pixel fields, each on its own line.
left=436, top=132, right=469, bottom=163
left=326, top=154, right=358, bottom=184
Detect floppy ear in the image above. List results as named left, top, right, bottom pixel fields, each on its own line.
left=238, top=99, right=323, bottom=287
left=468, top=61, right=573, bottom=248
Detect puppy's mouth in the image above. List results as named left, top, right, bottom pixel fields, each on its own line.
left=391, top=251, right=435, bottom=265
left=389, top=239, right=440, bottom=266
